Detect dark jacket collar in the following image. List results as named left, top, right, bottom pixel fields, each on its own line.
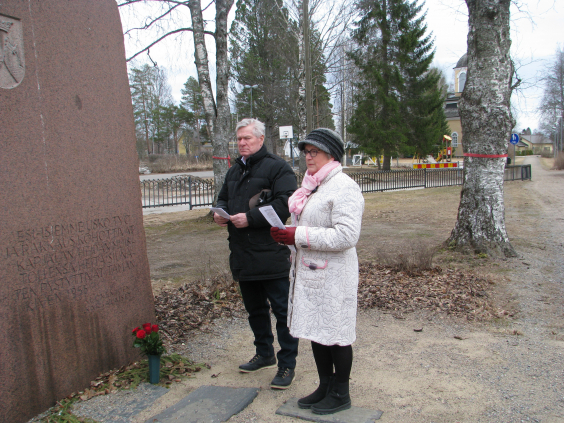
left=236, top=145, right=268, bottom=169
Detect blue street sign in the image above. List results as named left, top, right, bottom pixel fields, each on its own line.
left=510, top=133, right=519, bottom=145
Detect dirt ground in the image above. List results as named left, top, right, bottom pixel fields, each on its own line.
left=135, top=155, right=564, bottom=423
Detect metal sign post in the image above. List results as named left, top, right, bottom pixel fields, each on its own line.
left=510, top=133, right=519, bottom=165
left=279, top=126, right=295, bottom=168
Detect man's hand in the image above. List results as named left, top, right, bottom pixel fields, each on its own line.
left=270, top=227, right=296, bottom=245
left=230, top=213, right=249, bottom=228
left=213, top=212, right=229, bottom=227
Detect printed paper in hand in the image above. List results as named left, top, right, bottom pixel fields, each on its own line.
left=259, top=206, right=285, bottom=229
left=209, top=207, right=230, bottom=220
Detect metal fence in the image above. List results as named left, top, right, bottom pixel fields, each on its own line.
left=296, top=164, right=531, bottom=192
left=505, top=164, right=532, bottom=181
left=331, top=168, right=464, bottom=192
left=141, top=176, right=214, bottom=209
left=140, top=164, right=531, bottom=208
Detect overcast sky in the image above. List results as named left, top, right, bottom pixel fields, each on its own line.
left=121, top=0, right=563, bottom=131
left=425, top=0, right=562, bottom=131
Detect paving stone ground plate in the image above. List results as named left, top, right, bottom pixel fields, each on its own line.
left=146, top=385, right=259, bottom=423
left=72, top=383, right=169, bottom=423
left=276, top=398, right=383, bottom=423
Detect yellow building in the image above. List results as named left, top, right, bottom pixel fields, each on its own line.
left=444, top=53, right=467, bottom=157
left=178, top=134, right=187, bottom=155
left=518, top=134, right=553, bottom=155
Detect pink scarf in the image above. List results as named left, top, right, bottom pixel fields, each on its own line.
left=289, top=160, right=340, bottom=215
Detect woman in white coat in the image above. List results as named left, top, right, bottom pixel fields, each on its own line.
left=270, top=128, right=364, bottom=415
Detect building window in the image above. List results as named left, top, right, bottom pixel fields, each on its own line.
left=458, top=72, right=466, bottom=92
left=451, top=132, right=459, bottom=147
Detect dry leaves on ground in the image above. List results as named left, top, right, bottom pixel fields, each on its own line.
left=358, top=262, right=508, bottom=320
left=154, top=276, right=245, bottom=345
left=153, top=262, right=506, bottom=347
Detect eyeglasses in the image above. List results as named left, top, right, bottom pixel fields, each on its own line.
left=304, top=148, right=319, bottom=157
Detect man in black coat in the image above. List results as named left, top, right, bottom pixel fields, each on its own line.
left=213, top=118, right=299, bottom=389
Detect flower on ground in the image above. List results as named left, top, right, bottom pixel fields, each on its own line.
left=152, top=324, right=159, bottom=332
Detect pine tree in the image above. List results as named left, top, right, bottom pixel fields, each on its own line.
left=348, top=0, right=447, bottom=169
left=230, top=0, right=299, bottom=154
left=399, top=10, right=449, bottom=158
left=181, top=76, right=207, bottom=146
left=230, top=0, right=334, bottom=155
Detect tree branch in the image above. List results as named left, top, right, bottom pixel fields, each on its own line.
left=511, top=77, right=522, bottom=91
left=202, top=0, right=215, bottom=13
left=124, top=3, right=183, bottom=35
left=118, top=0, right=190, bottom=7
left=126, top=27, right=215, bottom=62
left=118, top=0, right=145, bottom=7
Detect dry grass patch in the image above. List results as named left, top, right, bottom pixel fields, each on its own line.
left=142, top=155, right=213, bottom=174
left=552, top=152, right=564, bottom=170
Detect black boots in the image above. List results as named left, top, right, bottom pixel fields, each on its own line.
left=297, top=376, right=334, bottom=409
left=310, top=381, right=351, bottom=415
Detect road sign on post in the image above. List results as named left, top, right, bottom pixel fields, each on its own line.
left=510, top=133, right=519, bottom=166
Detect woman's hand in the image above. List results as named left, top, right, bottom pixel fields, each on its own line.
left=270, top=227, right=296, bottom=245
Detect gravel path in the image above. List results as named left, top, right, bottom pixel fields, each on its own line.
left=54, top=156, right=564, bottom=423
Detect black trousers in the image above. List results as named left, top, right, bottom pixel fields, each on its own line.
left=239, top=276, right=299, bottom=369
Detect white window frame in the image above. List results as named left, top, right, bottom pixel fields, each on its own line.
left=451, top=132, right=459, bottom=147
left=458, top=72, right=467, bottom=93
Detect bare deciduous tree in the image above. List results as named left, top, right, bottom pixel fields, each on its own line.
left=119, top=0, right=234, bottom=200
left=538, top=46, right=564, bottom=151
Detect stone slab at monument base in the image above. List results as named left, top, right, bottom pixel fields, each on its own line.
left=146, top=386, right=260, bottom=423
left=0, top=1, right=154, bottom=422
left=276, top=398, right=384, bottom=423
left=72, top=384, right=169, bottom=423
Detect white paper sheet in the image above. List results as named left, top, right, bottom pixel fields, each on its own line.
left=209, top=207, right=230, bottom=220
left=259, top=205, right=285, bottom=229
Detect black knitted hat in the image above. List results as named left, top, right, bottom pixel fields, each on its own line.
left=298, top=128, right=345, bottom=162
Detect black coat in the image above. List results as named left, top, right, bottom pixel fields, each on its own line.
left=216, top=145, right=297, bottom=281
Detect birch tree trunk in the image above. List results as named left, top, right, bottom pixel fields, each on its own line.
left=447, top=0, right=516, bottom=257
left=214, top=0, right=234, bottom=193
left=188, top=0, right=233, bottom=201
left=188, top=1, right=215, bottom=140
left=297, top=0, right=307, bottom=173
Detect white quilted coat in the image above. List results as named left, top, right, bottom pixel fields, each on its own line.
left=287, top=165, right=364, bottom=346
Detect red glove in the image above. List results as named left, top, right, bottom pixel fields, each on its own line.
left=270, top=227, right=296, bottom=245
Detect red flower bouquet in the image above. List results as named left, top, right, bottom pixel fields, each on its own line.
left=132, top=322, right=166, bottom=356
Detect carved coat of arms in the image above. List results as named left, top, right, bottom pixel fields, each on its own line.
left=0, top=14, right=25, bottom=89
